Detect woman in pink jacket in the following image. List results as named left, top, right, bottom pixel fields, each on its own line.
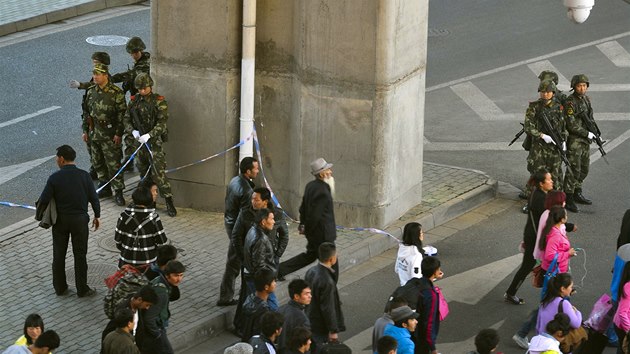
left=533, top=191, right=577, bottom=261
left=614, top=262, right=630, bottom=349
left=539, top=206, right=576, bottom=273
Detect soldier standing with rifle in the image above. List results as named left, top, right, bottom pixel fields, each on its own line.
left=124, top=73, right=177, bottom=217
left=523, top=80, right=569, bottom=196
left=112, top=36, right=151, bottom=173
left=84, top=63, right=127, bottom=206
left=69, top=51, right=111, bottom=180
left=563, top=74, right=605, bottom=212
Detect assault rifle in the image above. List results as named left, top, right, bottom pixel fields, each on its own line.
left=540, top=110, right=574, bottom=176
left=576, top=109, right=608, bottom=163
left=508, top=123, right=525, bottom=146
left=129, top=106, right=148, bottom=135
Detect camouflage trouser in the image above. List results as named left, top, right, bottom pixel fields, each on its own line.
left=85, top=137, right=94, bottom=171
left=90, top=138, right=125, bottom=191
left=527, top=144, right=563, bottom=190
left=563, top=140, right=590, bottom=193
left=133, top=139, right=172, bottom=199
left=123, top=133, right=136, bottom=163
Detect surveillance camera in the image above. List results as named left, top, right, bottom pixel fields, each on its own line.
left=563, top=0, right=594, bottom=24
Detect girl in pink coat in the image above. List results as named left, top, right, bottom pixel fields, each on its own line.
left=539, top=206, right=576, bottom=273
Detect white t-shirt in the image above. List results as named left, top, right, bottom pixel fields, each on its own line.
left=394, top=244, right=423, bottom=286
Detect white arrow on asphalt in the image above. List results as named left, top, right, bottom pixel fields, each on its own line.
left=438, top=253, right=522, bottom=305
left=0, top=155, right=55, bottom=185
left=438, top=320, right=505, bottom=353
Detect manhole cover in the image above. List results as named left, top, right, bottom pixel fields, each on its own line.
left=66, top=262, right=118, bottom=287
left=86, top=35, right=130, bottom=46
left=428, top=28, right=450, bottom=37
left=98, top=236, right=174, bottom=253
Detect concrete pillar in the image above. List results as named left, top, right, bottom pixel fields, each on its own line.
left=152, top=0, right=428, bottom=228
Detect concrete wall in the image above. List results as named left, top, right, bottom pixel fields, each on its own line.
left=152, top=0, right=428, bottom=228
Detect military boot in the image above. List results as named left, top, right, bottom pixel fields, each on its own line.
left=97, top=182, right=112, bottom=198
left=89, top=168, right=98, bottom=180
left=565, top=193, right=580, bottom=213
left=114, top=190, right=126, bottom=206
left=574, top=188, right=592, bottom=205
left=165, top=197, right=177, bottom=217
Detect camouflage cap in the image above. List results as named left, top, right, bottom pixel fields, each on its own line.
left=126, top=36, right=146, bottom=53
left=570, top=74, right=589, bottom=88
left=93, top=63, right=109, bottom=74
left=134, top=73, right=154, bottom=89
left=91, top=51, right=111, bottom=65
left=538, top=79, right=557, bottom=93
left=538, top=70, right=559, bottom=85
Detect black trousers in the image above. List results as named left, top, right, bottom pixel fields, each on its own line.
left=506, top=238, right=537, bottom=296
left=279, top=238, right=339, bottom=281
left=219, top=223, right=241, bottom=302
left=52, top=213, right=90, bottom=295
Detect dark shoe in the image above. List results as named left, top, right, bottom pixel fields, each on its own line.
left=78, top=287, right=97, bottom=298
left=216, top=299, right=238, bottom=306
left=97, top=184, right=112, bottom=198
left=518, top=191, right=528, bottom=200
left=521, top=204, right=529, bottom=214
left=165, top=197, right=177, bottom=217
left=56, top=288, right=70, bottom=296
left=504, top=293, right=524, bottom=305
left=277, top=274, right=286, bottom=282
left=574, top=189, right=592, bottom=205
left=89, top=169, right=98, bottom=180
left=114, top=190, right=126, bottom=206
left=565, top=193, right=580, bottom=213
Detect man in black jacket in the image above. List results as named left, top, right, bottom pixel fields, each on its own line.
left=38, top=145, right=100, bottom=297
left=305, top=242, right=345, bottom=353
left=218, top=157, right=259, bottom=306
left=278, top=279, right=312, bottom=353
left=279, top=157, right=337, bottom=278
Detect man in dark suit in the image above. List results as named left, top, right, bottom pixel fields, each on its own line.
left=38, top=145, right=100, bottom=297
left=279, top=157, right=338, bottom=278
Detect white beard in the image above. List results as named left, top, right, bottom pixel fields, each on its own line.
left=323, top=176, right=335, bottom=198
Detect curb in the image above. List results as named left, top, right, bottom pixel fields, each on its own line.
left=0, top=0, right=145, bottom=37
left=171, top=170, right=498, bottom=352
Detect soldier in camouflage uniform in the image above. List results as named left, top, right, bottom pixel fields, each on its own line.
left=69, top=51, right=111, bottom=180
left=83, top=63, right=127, bottom=206
left=563, top=74, right=597, bottom=212
left=524, top=80, right=568, bottom=192
left=124, top=73, right=177, bottom=217
left=112, top=36, right=151, bottom=173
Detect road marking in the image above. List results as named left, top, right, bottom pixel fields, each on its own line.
left=439, top=320, right=504, bottom=353
left=591, top=128, right=630, bottom=164
left=0, top=106, right=61, bottom=129
left=527, top=60, right=571, bottom=91
left=589, top=84, right=630, bottom=91
left=427, top=29, right=630, bottom=92
left=439, top=253, right=522, bottom=305
left=0, top=155, right=54, bottom=185
left=450, top=82, right=505, bottom=120
left=597, top=41, right=630, bottom=67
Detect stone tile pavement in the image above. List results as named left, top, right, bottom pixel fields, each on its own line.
left=0, top=162, right=497, bottom=353
left=0, top=0, right=145, bottom=37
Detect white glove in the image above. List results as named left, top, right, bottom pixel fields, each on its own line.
left=562, top=142, right=567, bottom=151
left=132, top=130, right=141, bottom=139
left=139, top=133, right=151, bottom=144
left=541, top=134, right=555, bottom=145
left=69, top=80, right=80, bottom=89
left=587, top=132, right=596, bottom=140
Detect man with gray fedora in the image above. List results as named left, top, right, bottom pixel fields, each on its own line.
left=279, top=157, right=338, bottom=279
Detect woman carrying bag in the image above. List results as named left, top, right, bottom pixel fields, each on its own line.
left=536, top=273, right=586, bottom=353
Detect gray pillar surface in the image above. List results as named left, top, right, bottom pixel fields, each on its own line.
left=152, top=0, right=428, bottom=228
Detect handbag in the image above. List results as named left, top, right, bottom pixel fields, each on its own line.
left=557, top=299, right=589, bottom=353
left=584, top=293, right=614, bottom=333
left=532, top=264, right=545, bottom=288
left=435, top=286, right=449, bottom=321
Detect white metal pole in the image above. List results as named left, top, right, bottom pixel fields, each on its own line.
left=239, top=0, right=256, bottom=161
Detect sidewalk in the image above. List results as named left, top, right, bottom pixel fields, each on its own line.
left=0, top=0, right=145, bottom=37
left=0, top=161, right=497, bottom=353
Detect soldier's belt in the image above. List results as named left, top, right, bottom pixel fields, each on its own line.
left=96, top=120, right=113, bottom=129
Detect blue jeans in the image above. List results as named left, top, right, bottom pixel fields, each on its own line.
left=518, top=307, right=539, bottom=338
